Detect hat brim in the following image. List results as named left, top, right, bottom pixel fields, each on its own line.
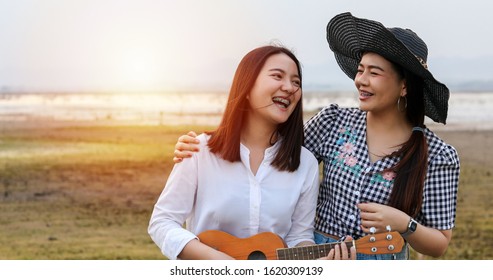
left=326, top=12, right=449, bottom=124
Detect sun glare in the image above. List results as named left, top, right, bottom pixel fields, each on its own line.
left=115, top=46, right=161, bottom=91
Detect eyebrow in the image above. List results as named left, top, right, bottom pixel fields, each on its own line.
left=358, top=63, right=385, bottom=72
left=268, top=68, right=300, bottom=78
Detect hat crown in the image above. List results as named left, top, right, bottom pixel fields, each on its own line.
left=388, top=28, right=428, bottom=67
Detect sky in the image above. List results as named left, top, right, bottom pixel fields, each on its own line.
left=0, top=0, right=492, bottom=92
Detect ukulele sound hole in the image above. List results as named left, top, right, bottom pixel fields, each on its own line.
left=247, top=251, right=267, bottom=260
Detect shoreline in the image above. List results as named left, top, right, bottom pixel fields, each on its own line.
left=1, top=91, right=492, bottom=130
left=1, top=114, right=493, bottom=132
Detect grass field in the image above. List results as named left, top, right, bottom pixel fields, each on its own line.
left=0, top=122, right=492, bottom=259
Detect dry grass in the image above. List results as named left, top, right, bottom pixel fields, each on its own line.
left=0, top=122, right=212, bottom=259
left=0, top=121, right=492, bottom=259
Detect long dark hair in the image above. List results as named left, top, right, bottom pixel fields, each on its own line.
left=387, top=64, right=428, bottom=217
left=206, top=45, right=304, bottom=172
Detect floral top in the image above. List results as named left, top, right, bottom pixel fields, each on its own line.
left=304, top=104, right=460, bottom=239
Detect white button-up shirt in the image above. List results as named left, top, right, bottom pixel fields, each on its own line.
left=148, top=133, right=319, bottom=259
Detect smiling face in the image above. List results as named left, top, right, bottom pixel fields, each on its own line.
left=247, top=53, right=302, bottom=126
left=355, top=52, right=406, bottom=116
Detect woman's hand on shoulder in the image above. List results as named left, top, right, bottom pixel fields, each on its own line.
left=173, top=131, right=200, bottom=163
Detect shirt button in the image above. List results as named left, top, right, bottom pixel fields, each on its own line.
left=349, top=215, right=355, bottom=220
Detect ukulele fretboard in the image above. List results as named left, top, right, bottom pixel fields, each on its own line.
left=276, top=241, right=354, bottom=260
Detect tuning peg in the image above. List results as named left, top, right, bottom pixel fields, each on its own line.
left=369, top=227, right=376, bottom=234
left=386, top=225, right=392, bottom=232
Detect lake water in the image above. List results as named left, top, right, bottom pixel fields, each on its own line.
left=1, top=91, right=492, bottom=130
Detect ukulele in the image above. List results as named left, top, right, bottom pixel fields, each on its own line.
left=198, top=230, right=404, bottom=260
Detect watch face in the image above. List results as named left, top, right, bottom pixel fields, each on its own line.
left=409, top=219, right=418, bottom=232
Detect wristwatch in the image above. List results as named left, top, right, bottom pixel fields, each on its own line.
left=401, top=218, right=418, bottom=237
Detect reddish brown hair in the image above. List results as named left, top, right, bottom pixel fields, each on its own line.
left=206, top=45, right=304, bottom=172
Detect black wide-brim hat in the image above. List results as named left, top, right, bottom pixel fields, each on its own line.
left=326, top=12, right=449, bottom=124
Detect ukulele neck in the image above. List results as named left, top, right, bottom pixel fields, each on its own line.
left=276, top=240, right=354, bottom=260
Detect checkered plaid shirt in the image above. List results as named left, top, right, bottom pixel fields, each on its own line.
left=304, top=104, right=460, bottom=239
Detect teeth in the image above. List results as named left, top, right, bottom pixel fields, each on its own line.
left=361, top=91, right=373, bottom=97
left=272, top=97, right=290, bottom=108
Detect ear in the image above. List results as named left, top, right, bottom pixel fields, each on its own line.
left=401, top=80, right=407, bottom=97
left=401, top=89, right=407, bottom=97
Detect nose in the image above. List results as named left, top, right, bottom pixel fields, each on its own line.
left=281, top=79, right=299, bottom=95
left=355, top=71, right=369, bottom=87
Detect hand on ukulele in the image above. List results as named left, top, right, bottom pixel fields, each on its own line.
left=318, top=236, right=356, bottom=260
left=358, top=202, right=409, bottom=234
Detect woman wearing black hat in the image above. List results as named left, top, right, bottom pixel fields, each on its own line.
left=303, top=12, right=460, bottom=259
left=172, top=13, right=460, bottom=260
